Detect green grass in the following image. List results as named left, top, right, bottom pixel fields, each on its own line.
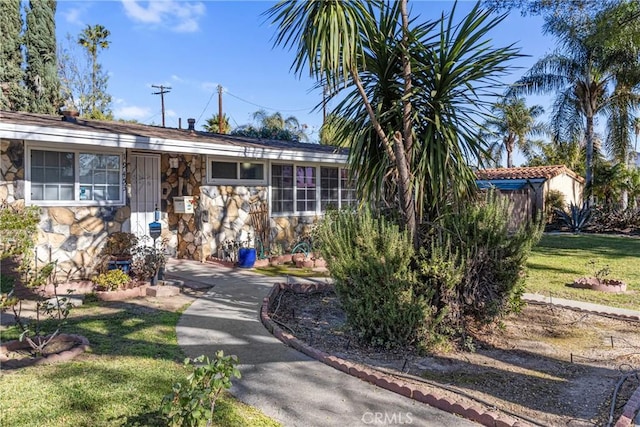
left=253, top=264, right=329, bottom=278
left=0, top=300, right=280, bottom=427
left=526, top=233, right=640, bottom=310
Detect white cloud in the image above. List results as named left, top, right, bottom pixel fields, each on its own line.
left=171, top=75, right=184, bottom=83
left=62, top=7, right=84, bottom=26
left=201, top=81, right=219, bottom=92
left=120, top=1, right=206, bottom=33
left=114, top=105, right=152, bottom=120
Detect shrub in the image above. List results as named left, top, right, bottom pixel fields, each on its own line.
left=162, top=352, right=241, bottom=427
left=428, top=191, right=543, bottom=333
left=590, top=205, right=640, bottom=233
left=93, top=269, right=131, bottom=291
left=544, top=190, right=565, bottom=224
left=315, top=209, right=439, bottom=349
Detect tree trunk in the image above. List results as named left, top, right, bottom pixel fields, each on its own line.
left=585, top=113, right=594, bottom=206
left=399, top=0, right=418, bottom=248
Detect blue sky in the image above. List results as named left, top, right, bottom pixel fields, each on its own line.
left=55, top=1, right=555, bottom=147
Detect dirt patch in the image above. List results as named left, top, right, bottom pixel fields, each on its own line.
left=270, top=290, right=640, bottom=427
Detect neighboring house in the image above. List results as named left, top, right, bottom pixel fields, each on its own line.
left=0, top=110, right=354, bottom=281
left=476, top=165, right=584, bottom=228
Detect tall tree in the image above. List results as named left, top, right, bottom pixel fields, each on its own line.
left=481, top=97, right=546, bottom=168
left=77, top=24, right=112, bottom=119
left=266, top=1, right=518, bottom=245
left=509, top=20, right=606, bottom=199
left=231, top=109, right=309, bottom=142
left=202, top=113, right=230, bottom=134
left=24, top=0, right=60, bottom=114
left=0, top=0, right=25, bottom=111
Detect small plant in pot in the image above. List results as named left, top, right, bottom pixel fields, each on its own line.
left=99, top=232, right=139, bottom=273
left=572, top=259, right=627, bottom=292
left=92, top=269, right=131, bottom=291
left=269, top=243, right=284, bottom=266
left=132, top=237, right=167, bottom=285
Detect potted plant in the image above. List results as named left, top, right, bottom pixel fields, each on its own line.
left=132, top=237, right=167, bottom=285
left=236, top=233, right=256, bottom=268
left=100, top=232, right=138, bottom=273
left=269, top=243, right=284, bottom=266
left=572, top=259, right=627, bottom=292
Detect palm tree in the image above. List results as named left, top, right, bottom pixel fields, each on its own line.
left=266, top=1, right=518, bottom=245
left=482, top=97, right=546, bottom=168
left=509, top=26, right=607, bottom=199
left=203, top=114, right=230, bottom=134
left=251, top=109, right=309, bottom=142
left=77, top=24, right=110, bottom=115
left=511, top=3, right=640, bottom=202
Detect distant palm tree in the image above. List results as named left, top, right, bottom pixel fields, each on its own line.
left=511, top=3, right=640, bottom=201
left=482, top=97, right=546, bottom=168
left=203, top=114, right=230, bottom=134
left=252, top=109, right=309, bottom=142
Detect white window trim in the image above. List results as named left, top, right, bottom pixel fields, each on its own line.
left=206, top=156, right=267, bottom=185
left=269, top=162, right=353, bottom=217
left=25, top=142, right=126, bottom=207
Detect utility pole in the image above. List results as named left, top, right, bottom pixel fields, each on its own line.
left=217, top=85, right=224, bottom=133
left=152, top=84, right=171, bottom=127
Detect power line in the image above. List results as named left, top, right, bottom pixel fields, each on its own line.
left=224, top=89, right=315, bottom=113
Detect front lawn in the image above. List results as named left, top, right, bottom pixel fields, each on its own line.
left=526, top=233, right=640, bottom=311
left=0, top=298, right=280, bottom=427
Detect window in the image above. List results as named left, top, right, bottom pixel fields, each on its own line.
left=296, top=166, right=316, bottom=212
left=272, top=164, right=294, bottom=213
left=29, top=147, right=124, bottom=204
left=272, top=164, right=356, bottom=214
left=79, top=153, right=121, bottom=201
left=340, top=168, right=357, bottom=207
left=208, top=159, right=265, bottom=183
left=320, top=167, right=339, bottom=210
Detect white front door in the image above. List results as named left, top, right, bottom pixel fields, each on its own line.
left=130, top=154, right=161, bottom=244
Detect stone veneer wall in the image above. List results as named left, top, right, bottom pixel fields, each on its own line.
left=1, top=139, right=130, bottom=282
left=161, top=153, right=322, bottom=261
left=2, top=142, right=323, bottom=279
left=162, top=153, right=203, bottom=260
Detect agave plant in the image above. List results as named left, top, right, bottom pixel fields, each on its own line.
left=555, top=202, right=591, bottom=232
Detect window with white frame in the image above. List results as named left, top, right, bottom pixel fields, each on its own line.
left=208, top=158, right=265, bottom=184
left=272, top=163, right=356, bottom=214
left=29, top=147, right=124, bottom=204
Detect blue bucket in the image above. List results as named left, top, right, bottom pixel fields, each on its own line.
left=237, top=248, right=257, bottom=268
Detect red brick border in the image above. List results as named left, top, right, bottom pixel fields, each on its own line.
left=260, top=283, right=527, bottom=427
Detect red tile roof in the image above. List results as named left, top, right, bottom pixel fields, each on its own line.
left=476, top=165, right=585, bottom=183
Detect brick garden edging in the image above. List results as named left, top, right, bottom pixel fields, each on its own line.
left=0, top=334, right=90, bottom=369
left=260, top=282, right=526, bottom=427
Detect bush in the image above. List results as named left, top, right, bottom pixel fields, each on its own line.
left=427, top=191, right=543, bottom=333
left=93, top=269, right=131, bottom=291
left=544, top=190, right=565, bottom=225
left=162, top=352, right=241, bottom=427
left=590, top=205, right=640, bottom=234
left=315, top=209, right=439, bottom=349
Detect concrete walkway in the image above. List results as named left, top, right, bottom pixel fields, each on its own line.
left=170, top=259, right=479, bottom=427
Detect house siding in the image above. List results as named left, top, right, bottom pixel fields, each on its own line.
left=2, top=138, right=131, bottom=280
left=546, top=173, right=583, bottom=208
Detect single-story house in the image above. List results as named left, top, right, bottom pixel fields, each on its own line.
left=0, top=110, right=355, bottom=281
left=476, top=165, right=584, bottom=227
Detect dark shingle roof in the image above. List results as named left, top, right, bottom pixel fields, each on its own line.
left=0, top=110, right=346, bottom=155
